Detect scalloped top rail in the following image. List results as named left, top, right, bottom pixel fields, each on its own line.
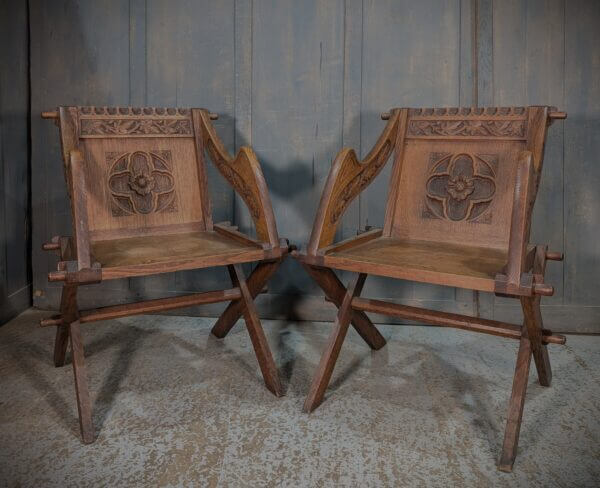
left=408, top=106, right=532, bottom=117
left=381, top=106, right=565, bottom=120
left=42, top=107, right=218, bottom=139
left=78, top=106, right=193, bottom=117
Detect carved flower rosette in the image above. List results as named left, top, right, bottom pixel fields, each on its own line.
left=108, top=151, right=177, bottom=216
left=425, top=153, right=496, bottom=222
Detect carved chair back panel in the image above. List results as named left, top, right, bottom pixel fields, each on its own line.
left=387, top=107, right=533, bottom=251
left=81, top=137, right=205, bottom=240
left=61, top=107, right=209, bottom=242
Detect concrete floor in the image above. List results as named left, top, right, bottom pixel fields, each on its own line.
left=0, top=309, right=598, bottom=487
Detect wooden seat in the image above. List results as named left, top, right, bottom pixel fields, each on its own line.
left=295, top=106, right=567, bottom=472
left=91, top=229, right=271, bottom=278
left=323, top=235, right=507, bottom=292
left=41, top=106, right=289, bottom=444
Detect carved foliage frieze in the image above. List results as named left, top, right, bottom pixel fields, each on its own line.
left=107, top=150, right=178, bottom=217
left=81, top=118, right=192, bottom=137
left=423, top=152, right=497, bottom=223
left=408, top=119, right=526, bottom=138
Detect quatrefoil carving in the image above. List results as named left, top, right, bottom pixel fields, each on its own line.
left=107, top=150, right=177, bottom=216
left=424, top=152, right=497, bottom=222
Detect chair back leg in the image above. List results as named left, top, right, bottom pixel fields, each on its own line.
left=232, top=264, right=283, bottom=397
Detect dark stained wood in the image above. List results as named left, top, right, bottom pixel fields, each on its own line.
left=232, top=264, right=283, bottom=397
left=303, top=273, right=367, bottom=413
left=42, top=106, right=288, bottom=442
left=498, top=335, right=532, bottom=472
left=296, top=105, right=566, bottom=470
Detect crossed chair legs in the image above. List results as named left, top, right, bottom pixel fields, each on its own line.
left=50, top=257, right=554, bottom=471
left=52, top=259, right=284, bottom=444
left=300, top=261, right=554, bottom=473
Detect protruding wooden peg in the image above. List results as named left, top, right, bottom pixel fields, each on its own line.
left=209, top=112, right=218, bottom=120
left=40, top=316, right=63, bottom=327
left=41, top=111, right=59, bottom=119
left=549, top=111, right=567, bottom=120
left=48, top=270, right=67, bottom=282
left=533, top=283, right=554, bottom=296
left=43, top=242, right=61, bottom=251
left=546, top=251, right=564, bottom=261
left=381, top=112, right=391, bottom=120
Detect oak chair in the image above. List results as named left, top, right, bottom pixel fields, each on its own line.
left=294, top=106, right=567, bottom=471
left=40, top=106, right=290, bottom=443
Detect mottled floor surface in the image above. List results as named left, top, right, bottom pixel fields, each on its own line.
left=0, top=309, right=598, bottom=487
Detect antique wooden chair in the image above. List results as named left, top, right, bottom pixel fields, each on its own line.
left=40, top=106, right=290, bottom=443
left=294, top=106, right=567, bottom=471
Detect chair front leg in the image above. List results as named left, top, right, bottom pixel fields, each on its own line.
left=54, top=283, right=78, bottom=367
left=521, top=295, right=552, bottom=386
left=231, top=264, right=283, bottom=397
left=69, top=319, right=95, bottom=444
left=303, top=273, right=368, bottom=413
left=498, top=335, right=532, bottom=472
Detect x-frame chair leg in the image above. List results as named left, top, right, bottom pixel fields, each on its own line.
left=230, top=263, right=283, bottom=397
left=211, top=259, right=282, bottom=339
left=300, top=263, right=386, bottom=350
left=69, top=319, right=95, bottom=443
left=54, top=283, right=77, bottom=367
left=55, top=283, right=94, bottom=443
left=521, top=295, right=551, bottom=386
left=498, top=334, right=532, bottom=472
left=304, top=273, right=368, bottom=413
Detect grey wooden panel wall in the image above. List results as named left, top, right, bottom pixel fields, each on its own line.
left=30, top=0, right=600, bottom=332
left=0, top=0, right=31, bottom=325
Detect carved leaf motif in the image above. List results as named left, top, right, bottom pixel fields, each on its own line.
left=408, top=119, right=526, bottom=138
left=81, top=118, right=192, bottom=136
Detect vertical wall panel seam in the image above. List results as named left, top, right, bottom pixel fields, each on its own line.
left=561, top=0, right=566, bottom=304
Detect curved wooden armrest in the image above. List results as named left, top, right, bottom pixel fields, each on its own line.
left=194, top=110, right=279, bottom=247
left=307, top=109, right=401, bottom=254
